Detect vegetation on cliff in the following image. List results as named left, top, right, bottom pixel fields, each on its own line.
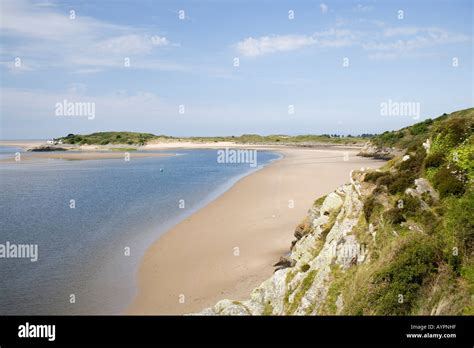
left=202, top=108, right=473, bottom=316
left=332, top=108, right=473, bottom=315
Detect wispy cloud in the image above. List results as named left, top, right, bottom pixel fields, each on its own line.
left=365, top=26, right=470, bottom=59
left=320, top=3, right=329, bottom=14
left=354, top=4, right=373, bottom=13
left=235, top=23, right=469, bottom=59
left=0, top=0, right=177, bottom=72
left=235, top=29, right=357, bottom=57
left=236, top=35, right=317, bottom=57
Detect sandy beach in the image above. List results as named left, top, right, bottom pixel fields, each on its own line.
left=128, top=147, right=384, bottom=315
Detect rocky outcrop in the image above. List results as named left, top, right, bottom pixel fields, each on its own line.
left=200, top=172, right=369, bottom=315
left=28, top=146, right=67, bottom=152
left=358, top=142, right=398, bottom=160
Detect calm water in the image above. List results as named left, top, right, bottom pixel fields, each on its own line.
left=0, top=147, right=280, bottom=314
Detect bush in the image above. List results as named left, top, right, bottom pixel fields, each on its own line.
left=364, top=171, right=386, bottom=183
left=388, top=174, right=415, bottom=194
left=409, top=119, right=433, bottom=136
left=370, top=236, right=437, bottom=315
left=432, top=166, right=466, bottom=198
left=425, top=152, right=446, bottom=168
left=363, top=195, right=377, bottom=221
left=444, top=191, right=474, bottom=253
left=398, top=194, right=421, bottom=216
left=377, top=173, right=395, bottom=187
left=399, top=150, right=425, bottom=173
left=383, top=208, right=405, bottom=224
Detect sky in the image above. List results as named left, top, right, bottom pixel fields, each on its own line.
left=0, top=0, right=472, bottom=139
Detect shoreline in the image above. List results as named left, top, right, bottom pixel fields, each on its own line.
left=0, top=151, right=174, bottom=162
left=127, top=147, right=384, bottom=315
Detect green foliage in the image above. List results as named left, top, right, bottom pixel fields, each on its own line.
left=409, top=119, right=433, bottom=136
left=425, top=152, right=445, bottom=168
left=342, top=108, right=473, bottom=315
left=364, top=171, right=386, bottom=183
left=286, top=270, right=317, bottom=314
left=263, top=301, right=274, bottom=315
left=448, top=137, right=474, bottom=180
left=363, top=195, right=379, bottom=222
left=369, top=235, right=438, bottom=315
left=431, top=116, right=472, bottom=152
left=388, top=174, right=415, bottom=195
left=61, top=132, right=157, bottom=145
left=383, top=208, right=406, bottom=224
left=372, top=130, right=404, bottom=147
left=443, top=190, right=474, bottom=254
left=300, top=264, right=311, bottom=272
left=431, top=166, right=466, bottom=198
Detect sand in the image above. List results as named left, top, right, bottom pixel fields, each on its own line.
left=127, top=147, right=384, bottom=315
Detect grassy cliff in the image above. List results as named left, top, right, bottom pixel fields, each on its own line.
left=346, top=108, right=473, bottom=315
left=202, top=108, right=474, bottom=315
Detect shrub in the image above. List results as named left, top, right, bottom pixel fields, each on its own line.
left=398, top=194, right=421, bottom=216
left=444, top=191, right=474, bottom=253
left=383, top=208, right=405, bottom=224
left=377, top=173, right=395, bottom=186
left=388, top=174, right=415, bottom=194
left=370, top=236, right=437, bottom=315
left=409, top=119, right=433, bottom=136
left=363, top=195, right=377, bottom=221
left=425, top=152, right=445, bottom=168
left=399, top=150, right=425, bottom=173
left=364, top=171, right=386, bottom=183
left=431, top=166, right=466, bottom=198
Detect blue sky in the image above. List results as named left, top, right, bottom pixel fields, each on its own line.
left=0, top=0, right=472, bottom=139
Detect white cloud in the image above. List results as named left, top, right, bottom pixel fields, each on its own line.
left=320, top=3, right=329, bottom=14
left=235, top=24, right=469, bottom=59
left=236, top=35, right=316, bottom=57
left=235, top=29, right=357, bottom=57
left=354, top=4, right=373, bottom=12
left=95, top=35, right=169, bottom=55
left=0, top=0, right=174, bottom=72
left=365, top=27, right=470, bottom=57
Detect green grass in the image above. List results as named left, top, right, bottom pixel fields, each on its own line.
left=58, top=131, right=371, bottom=146
left=285, top=270, right=317, bottom=314
left=60, top=132, right=158, bottom=145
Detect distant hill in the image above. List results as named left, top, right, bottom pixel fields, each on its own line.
left=58, top=132, right=372, bottom=146
left=59, top=132, right=160, bottom=146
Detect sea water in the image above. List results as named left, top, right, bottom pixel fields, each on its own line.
left=0, top=147, right=280, bottom=314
